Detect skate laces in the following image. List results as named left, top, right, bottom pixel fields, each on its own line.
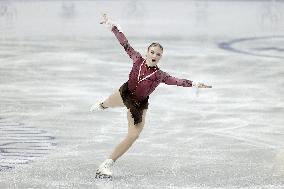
left=100, top=103, right=108, bottom=110
left=105, top=160, right=114, bottom=168
left=100, top=159, right=114, bottom=170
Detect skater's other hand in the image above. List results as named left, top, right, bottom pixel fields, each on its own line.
left=100, top=13, right=108, bottom=24
left=194, top=82, right=212, bottom=88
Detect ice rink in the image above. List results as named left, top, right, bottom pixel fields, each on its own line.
left=0, top=0, right=284, bottom=188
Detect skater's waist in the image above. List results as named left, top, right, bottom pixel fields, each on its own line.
left=129, top=91, right=141, bottom=103
left=125, top=81, right=148, bottom=102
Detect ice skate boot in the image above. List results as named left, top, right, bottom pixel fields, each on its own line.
left=95, top=159, right=114, bottom=179
left=90, top=102, right=108, bottom=112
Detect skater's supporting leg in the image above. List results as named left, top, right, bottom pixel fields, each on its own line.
left=102, top=89, right=125, bottom=108
left=109, top=109, right=147, bottom=161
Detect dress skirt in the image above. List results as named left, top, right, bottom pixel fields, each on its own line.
left=119, top=82, right=149, bottom=125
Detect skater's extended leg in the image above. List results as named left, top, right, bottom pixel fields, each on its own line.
left=95, top=109, right=147, bottom=178
left=101, top=90, right=125, bottom=108
left=109, top=109, right=147, bottom=161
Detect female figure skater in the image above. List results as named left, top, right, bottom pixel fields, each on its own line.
left=91, top=13, right=212, bottom=179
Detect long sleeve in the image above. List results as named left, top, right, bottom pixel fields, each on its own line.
left=111, top=25, right=142, bottom=62
left=161, top=71, right=193, bottom=87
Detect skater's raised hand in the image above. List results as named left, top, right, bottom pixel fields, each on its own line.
left=194, top=82, right=212, bottom=88
left=100, top=13, right=108, bottom=24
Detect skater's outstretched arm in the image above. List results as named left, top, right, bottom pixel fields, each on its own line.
left=100, top=13, right=142, bottom=63
left=161, top=71, right=212, bottom=88
left=161, top=71, right=193, bottom=87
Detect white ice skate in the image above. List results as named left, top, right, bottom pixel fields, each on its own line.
left=95, top=159, right=114, bottom=179
left=90, top=102, right=108, bottom=112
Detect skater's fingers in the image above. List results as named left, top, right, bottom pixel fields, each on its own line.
left=197, top=83, right=205, bottom=88
left=101, top=13, right=107, bottom=18
left=203, top=85, right=212, bottom=88
left=100, top=13, right=108, bottom=23
left=204, top=84, right=212, bottom=88
left=100, top=20, right=107, bottom=24
left=197, top=83, right=212, bottom=88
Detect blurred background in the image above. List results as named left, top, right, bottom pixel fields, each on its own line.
left=0, top=0, right=283, bottom=38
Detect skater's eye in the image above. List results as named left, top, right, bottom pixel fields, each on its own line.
left=151, top=51, right=154, bottom=54
left=157, top=53, right=161, bottom=56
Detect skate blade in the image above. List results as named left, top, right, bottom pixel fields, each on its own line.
left=95, top=173, right=113, bottom=180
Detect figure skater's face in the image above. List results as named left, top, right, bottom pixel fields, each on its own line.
left=146, top=46, right=163, bottom=66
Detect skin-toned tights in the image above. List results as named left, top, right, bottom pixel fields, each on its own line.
left=102, top=90, right=147, bottom=162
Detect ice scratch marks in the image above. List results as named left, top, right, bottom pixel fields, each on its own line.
left=219, top=35, right=284, bottom=59
left=0, top=119, right=56, bottom=171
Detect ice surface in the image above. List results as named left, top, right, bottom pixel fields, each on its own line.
left=0, top=0, right=284, bottom=188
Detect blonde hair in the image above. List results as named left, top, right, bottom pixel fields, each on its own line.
left=147, top=42, right=163, bottom=51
